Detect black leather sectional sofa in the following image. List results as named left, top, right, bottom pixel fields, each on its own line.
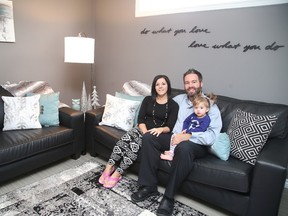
left=85, top=88, right=288, bottom=216
left=0, top=86, right=85, bottom=183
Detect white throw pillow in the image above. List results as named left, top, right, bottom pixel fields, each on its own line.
left=115, top=92, right=145, bottom=126
left=99, top=94, right=141, bottom=131
left=2, top=94, right=42, bottom=131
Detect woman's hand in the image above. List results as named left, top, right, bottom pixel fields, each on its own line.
left=138, top=123, right=148, bottom=134
left=148, top=127, right=164, bottom=137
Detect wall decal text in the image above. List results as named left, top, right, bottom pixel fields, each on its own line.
left=140, top=26, right=285, bottom=52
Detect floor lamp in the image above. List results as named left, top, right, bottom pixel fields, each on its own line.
left=64, top=32, right=95, bottom=112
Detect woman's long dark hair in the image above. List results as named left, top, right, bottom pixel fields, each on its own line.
left=151, top=75, right=172, bottom=100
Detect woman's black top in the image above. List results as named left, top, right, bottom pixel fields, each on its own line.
left=137, top=96, right=179, bottom=131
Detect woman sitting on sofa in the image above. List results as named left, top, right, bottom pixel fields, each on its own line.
left=99, top=75, right=179, bottom=188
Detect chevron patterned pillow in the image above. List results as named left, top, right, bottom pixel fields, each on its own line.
left=227, top=109, right=277, bottom=165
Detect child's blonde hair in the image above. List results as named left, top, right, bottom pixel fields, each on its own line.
left=193, top=93, right=217, bottom=108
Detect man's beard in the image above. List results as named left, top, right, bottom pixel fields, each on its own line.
left=186, top=87, right=202, bottom=100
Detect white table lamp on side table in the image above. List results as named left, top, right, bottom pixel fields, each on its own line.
left=64, top=32, right=95, bottom=112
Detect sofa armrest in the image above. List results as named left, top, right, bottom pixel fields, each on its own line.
left=59, top=107, right=85, bottom=155
left=85, top=107, right=105, bottom=155
left=59, top=107, right=83, bottom=127
left=247, top=136, right=288, bottom=216
left=85, top=107, right=105, bottom=126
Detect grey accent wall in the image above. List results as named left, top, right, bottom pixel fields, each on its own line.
left=0, top=1, right=287, bottom=106
left=94, top=1, right=288, bottom=105
left=0, top=0, right=93, bottom=105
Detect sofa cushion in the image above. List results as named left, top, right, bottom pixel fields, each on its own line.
left=209, top=132, right=230, bottom=161
left=228, top=109, right=277, bottom=165
left=94, top=125, right=126, bottom=150
left=115, top=92, right=145, bottom=126
left=193, top=156, right=253, bottom=193
left=0, top=127, right=73, bottom=165
left=1, top=81, right=54, bottom=97
left=39, top=92, right=60, bottom=127
left=93, top=121, right=252, bottom=193
left=99, top=94, right=141, bottom=131
left=171, top=88, right=185, bottom=98
left=122, top=80, right=151, bottom=96
left=159, top=155, right=252, bottom=193
left=27, top=92, right=60, bottom=127
left=2, top=95, right=42, bottom=131
left=216, top=95, right=288, bottom=139
left=0, top=86, right=13, bottom=130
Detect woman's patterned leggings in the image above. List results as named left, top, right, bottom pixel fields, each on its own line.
left=108, top=127, right=143, bottom=174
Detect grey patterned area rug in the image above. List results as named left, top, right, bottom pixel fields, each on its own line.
left=0, top=160, right=206, bottom=216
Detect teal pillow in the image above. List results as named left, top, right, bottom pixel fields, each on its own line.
left=209, top=133, right=230, bottom=161
left=27, top=92, right=60, bottom=127
left=115, top=92, right=144, bottom=126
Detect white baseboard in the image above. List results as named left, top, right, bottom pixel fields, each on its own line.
left=285, top=179, right=288, bottom=189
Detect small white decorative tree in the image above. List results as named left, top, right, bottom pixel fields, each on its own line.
left=81, top=81, right=88, bottom=112
left=91, top=85, right=100, bottom=109
left=87, top=94, right=92, bottom=111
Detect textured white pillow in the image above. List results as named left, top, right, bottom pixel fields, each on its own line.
left=2, top=95, right=42, bottom=131
left=99, top=94, right=141, bottom=131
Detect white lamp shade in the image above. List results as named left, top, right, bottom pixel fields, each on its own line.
left=64, top=37, right=95, bottom=64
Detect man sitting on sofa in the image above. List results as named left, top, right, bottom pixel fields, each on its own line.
left=131, top=69, right=223, bottom=216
